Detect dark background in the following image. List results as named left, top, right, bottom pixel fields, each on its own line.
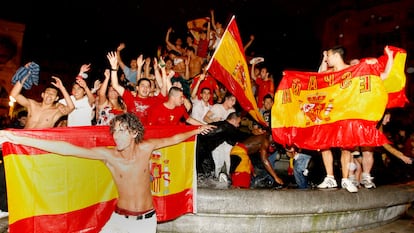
left=0, top=0, right=332, bottom=83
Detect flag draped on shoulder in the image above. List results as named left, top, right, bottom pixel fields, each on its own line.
left=206, top=15, right=266, bottom=126
left=271, top=58, right=394, bottom=150
left=2, top=125, right=196, bottom=232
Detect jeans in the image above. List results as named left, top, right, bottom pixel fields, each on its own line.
left=251, top=151, right=279, bottom=188
left=293, top=153, right=311, bottom=189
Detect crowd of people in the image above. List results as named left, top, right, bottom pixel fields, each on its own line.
left=0, top=8, right=413, bottom=232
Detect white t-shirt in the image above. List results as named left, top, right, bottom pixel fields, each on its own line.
left=59, top=95, right=93, bottom=126
left=209, top=103, right=235, bottom=122
left=190, top=98, right=211, bottom=124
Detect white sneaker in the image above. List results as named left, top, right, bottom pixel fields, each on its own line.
left=349, top=175, right=359, bottom=187
left=0, top=210, right=8, bottom=218
left=219, top=172, right=228, bottom=183
left=342, top=178, right=358, bottom=193
left=317, top=176, right=338, bottom=188
left=361, top=174, right=376, bottom=189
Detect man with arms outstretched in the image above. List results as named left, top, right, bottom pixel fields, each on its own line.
left=0, top=113, right=214, bottom=232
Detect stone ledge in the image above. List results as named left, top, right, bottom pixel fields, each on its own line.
left=158, top=182, right=414, bottom=233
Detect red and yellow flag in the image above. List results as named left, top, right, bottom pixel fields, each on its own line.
left=206, top=15, right=266, bottom=126
left=2, top=125, right=196, bottom=232
left=271, top=61, right=391, bottom=150
left=378, top=46, right=409, bottom=108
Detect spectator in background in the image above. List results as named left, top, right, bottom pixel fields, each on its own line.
left=107, top=51, right=167, bottom=125
left=9, top=110, right=27, bottom=129
left=96, top=69, right=126, bottom=126
left=203, top=91, right=236, bottom=123
left=10, top=68, right=74, bottom=129
left=190, top=62, right=221, bottom=105
left=190, top=73, right=212, bottom=124
left=250, top=61, right=274, bottom=110
left=116, top=43, right=138, bottom=84
left=147, top=87, right=203, bottom=126
left=59, top=64, right=95, bottom=126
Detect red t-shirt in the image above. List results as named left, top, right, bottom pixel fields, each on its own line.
left=122, top=90, right=166, bottom=125
left=197, top=38, right=209, bottom=59
left=147, top=103, right=189, bottom=126
left=255, top=78, right=274, bottom=108
left=190, top=74, right=219, bottom=105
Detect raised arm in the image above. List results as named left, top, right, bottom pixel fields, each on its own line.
left=52, top=76, right=75, bottom=114
left=250, top=62, right=257, bottom=81
left=318, top=51, right=328, bottom=73
left=98, top=69, right=110, bottom=105
left=107, top=51, right=125, bottom=96
left=244, top=34, right=255, bottom=51
left=76, top=78, right=95, bottom=106
left=380, top=46, right=394, bottom=80
left=136, top=54, right=145, bottom=82
left=165, top=27, right=180, bottom=53
left=116, top=43, right=127, bottom=70
left=10, top=72, right=31, bottom=107
left=153, top=58, right=165, bottom=96
left=191, top=73, right=205, bottom=99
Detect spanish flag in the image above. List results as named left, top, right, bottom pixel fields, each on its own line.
left=206, top=15, right=266, bottom=126
left=2, top=125, right=196, bottom=232
left=271, top=60, right=391, bottom=150
left=378, top=46, right=409, bottom=108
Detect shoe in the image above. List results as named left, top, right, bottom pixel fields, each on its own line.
left=317, top=176, right=338, bottom=189
left=0, top=210, right=8, bottom=218
left=341, top=178, right=358, bottom=193
left=219, top=172, right=228, bottom=183
left=361, top=174, right=376, bottom=189
left=349, top=175, right=359, bottom=187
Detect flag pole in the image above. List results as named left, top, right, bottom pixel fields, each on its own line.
left=205, top=15, right=236, bottom=71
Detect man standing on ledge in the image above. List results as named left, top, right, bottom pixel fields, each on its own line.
left=0, top=113, right=214, bottom=232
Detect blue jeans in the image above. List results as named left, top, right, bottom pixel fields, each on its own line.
left=293, top=153, right=311, bottom=189
left=250, top=151, right=279, bottom=188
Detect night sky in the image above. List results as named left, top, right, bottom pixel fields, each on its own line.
left=0, top=0, right=331, bottom=82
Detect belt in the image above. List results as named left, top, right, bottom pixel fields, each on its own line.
left=114, top=206, right=156, bottom=220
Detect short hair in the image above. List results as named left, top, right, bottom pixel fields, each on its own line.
left=226, top=111, right=241, bottom=120
left=168, top=86, right=183, bottom=97
left=263, top=94, right=273, bottom=101
left=17, top=110, right=28, bottom=119
left=110, top=113, right=145, bottom=144
left=223, top=91, right=235, bottom=101
left=186, top=46, right=195, bottom=53
left=137, top=77, right=151, bottom=86
left=329, top=45, right=347, bottom=61
left=200, top=87, right=211, bottom=93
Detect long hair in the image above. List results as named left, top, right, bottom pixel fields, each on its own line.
left=110, top=113, right=145, bottom=143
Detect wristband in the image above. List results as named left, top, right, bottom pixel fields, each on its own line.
left=78, top=73, right=88, bottom=79
left=111, top=68, right=118, bottom=71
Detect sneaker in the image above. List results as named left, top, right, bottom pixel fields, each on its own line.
left=0, top=210, right=8, bottom=218
left=219, top=172, right=228, bottom=183
left=349, top=175, right=359, bottom=187
left=361, top=174, right=376, bottom=189
left=317, top=176, right=338, bottom=189
left=341, top=178, right=358, bottom=193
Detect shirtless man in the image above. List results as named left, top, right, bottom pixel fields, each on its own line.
left=0, top=112, right=214, bottom=232
left=229, top=131, right=284, bottom=188
left=10, top=71, right=74, bottom=129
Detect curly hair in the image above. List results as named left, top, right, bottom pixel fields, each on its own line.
left=110, top=113, right=145, bottom=143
